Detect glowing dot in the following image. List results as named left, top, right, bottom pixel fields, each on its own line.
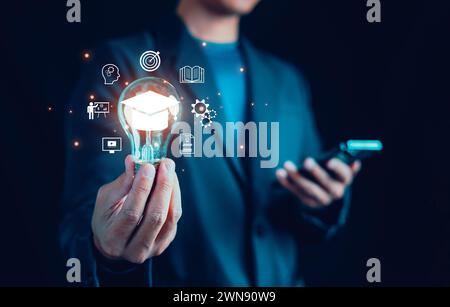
left=202, top=42, right=207, bottom=47
left=154, top=142, right=159, bottom=147
left=83, top=52, right=91, bottom=59
left=48, top=106, right=52, bottom=111
left=181, top=96, right=184, bottom=100
left=240, top=145, right=244, bottom=150
left=251, top=102, right=255, bottom=107
left=73, top=140, right=80, bottom=148
left=265, top=103, right=268, bottom=106
left=217, top=92, right=221, bottom=96
left=69, top=109, right=73, bottom=114
left=124, top=81, right=129, bottom=86
left=240, top=67, right=245, bottom=73
left=89, top=94, right=95, bottom=100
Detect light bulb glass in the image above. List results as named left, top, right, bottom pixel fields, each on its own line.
left=118, top=77, right=181, bottom=168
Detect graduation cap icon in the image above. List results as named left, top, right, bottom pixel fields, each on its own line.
left=122, top=90, right=180, bottom=131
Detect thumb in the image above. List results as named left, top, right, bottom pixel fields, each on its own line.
left=102, top=155, right=135, bottom=204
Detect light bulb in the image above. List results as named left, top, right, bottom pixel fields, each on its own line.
left=118, top=77, right=181, bottom=169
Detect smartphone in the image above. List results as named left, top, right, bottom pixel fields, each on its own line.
left=299, top=139, right=383, bottom=180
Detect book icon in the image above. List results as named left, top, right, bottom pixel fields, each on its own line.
left=179, top=65, right=205, bottom=84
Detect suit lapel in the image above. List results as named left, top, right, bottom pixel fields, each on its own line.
left=241, top=39, right=282, bottom=206
left=153, top=14, right=248, bottom=188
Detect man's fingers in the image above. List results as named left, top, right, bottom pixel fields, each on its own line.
left=114, top=163, right=156, bottom=241
left=126, top=159, right=175, bottom=260
left=168, top=174, right=182, bottom=225
left=326, top=158, right=353, bottom=185
left=153, top=174, right=182, bottom=254
left=351, top=160, right=362, bottom=174
left=276, top=169, right=322, bottom=208
left=284, top=161, right=333, bottom=204
left=99, top=155, right=135, bottom=205
left=301, top=158, right=345, bottom=198
left=278, top=163, right=332, bottom=206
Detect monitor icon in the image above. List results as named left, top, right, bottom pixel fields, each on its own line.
left=102, top=137, right=122, bottom=154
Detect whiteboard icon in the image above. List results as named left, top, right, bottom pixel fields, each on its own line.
left=102, top=137, right=122, bottom=154
left=179, top=66, right=205, bottom=84
left=94, top=102, right=110, bottom=118
left=87, top=102, right=110, bottom=119
left=179, top=133, right=195, bottom=156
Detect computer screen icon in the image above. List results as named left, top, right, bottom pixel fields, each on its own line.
left=102, top=137, right=122, bottom=154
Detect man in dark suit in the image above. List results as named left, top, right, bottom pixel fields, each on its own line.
left=61, top=0, right=360, bottom=286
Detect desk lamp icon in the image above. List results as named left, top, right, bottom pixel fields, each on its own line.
left=118, top=77, right=181, bottom=169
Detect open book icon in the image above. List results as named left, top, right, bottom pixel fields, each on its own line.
left=179, top=66, right=205, bottom=84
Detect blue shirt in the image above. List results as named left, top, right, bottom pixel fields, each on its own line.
left=199, top=40, right=247, bottom=123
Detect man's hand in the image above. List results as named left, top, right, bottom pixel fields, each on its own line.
left=91, top=155, right=182, bottom=264
left=276, top=157, right=361, bottom=209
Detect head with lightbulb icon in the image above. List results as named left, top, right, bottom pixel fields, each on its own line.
left=102, top=64, right=120, bottom=85
left=118, top=77, right=181, bottom=169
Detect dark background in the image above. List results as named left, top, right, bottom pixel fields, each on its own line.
left=1, top=0, right=449, bottom=286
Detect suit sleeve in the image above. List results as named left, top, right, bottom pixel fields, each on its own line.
left=278, top=68, right=352, bottom=244
left=59, top=42, right=151, bottom=286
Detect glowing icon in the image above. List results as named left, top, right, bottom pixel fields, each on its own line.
left=179, top=65, right=205, bottom=83
left=102, top=64, right=120, bottom=85
left=87, top=102, right=110, bottom=119
left=179, top=132, right=195, bottom=156
left=118, top=77, right=181, bottom=167
left=102, top=137, right=122, bottom=154
left=139, top=50, right=161, bottom=72
left=191, top=99, right=217, bottom=127
left=191, top=99, right=209, bottom=117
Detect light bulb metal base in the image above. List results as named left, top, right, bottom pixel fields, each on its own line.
left=134, top=159, right=161, bottom=173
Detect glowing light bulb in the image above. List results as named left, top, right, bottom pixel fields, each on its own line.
left=118, top=77, right=181, bottom=169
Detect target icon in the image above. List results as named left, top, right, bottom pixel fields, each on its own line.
left=139, top=50, right=161, bottom=72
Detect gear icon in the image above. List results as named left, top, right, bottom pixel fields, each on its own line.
left=201, top=116, right=212, bottom=128
left=206, top=109, right=217, bottom=119
left=191, top=99, right=210, bottom=117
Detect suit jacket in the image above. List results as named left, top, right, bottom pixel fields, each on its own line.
left=60, top=14, right=350, bottom=287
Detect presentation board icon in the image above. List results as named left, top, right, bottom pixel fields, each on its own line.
left=88, top=102, right=110, bottom=119
left=102, top=137, right=122, bottom=154
left=94, top=102, right=110, bottom=117
left=179, top=66, right=205, bottom=84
